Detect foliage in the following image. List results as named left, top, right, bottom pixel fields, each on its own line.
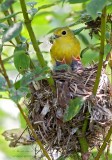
left=0, top=0, right=112, bottom=160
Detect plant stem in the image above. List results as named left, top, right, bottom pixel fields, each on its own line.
left=82, top=111, right=89, bottom=134
left=3, top=10, right=21, bottom=44
left=92, top=7, right=107, bottom=95
left=91, top=6, right=112, bottom=160
left=19, top=0, right=55, bottom=90
left=0, top=55, right=11, bottom=88
left=0, top=55, right=51, bottom=160
left=3, top=8, right=35, bottom=70
left=76, top=129, right=89, bottom=158
left=94, top=126, right=112, bottom=160
left=17, top=103, right=51, bottom=160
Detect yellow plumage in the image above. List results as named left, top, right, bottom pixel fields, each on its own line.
left=50, top=27, right=81, bottom=64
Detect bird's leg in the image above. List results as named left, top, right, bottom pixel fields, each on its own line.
left=71, top=56, right=83, bottom=71
left=56, top=57, right=66, bottom=66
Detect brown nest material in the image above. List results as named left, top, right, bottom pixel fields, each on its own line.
left=27, top=64, right=112, bottom=156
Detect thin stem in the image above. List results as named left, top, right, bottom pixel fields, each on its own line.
left=0, top=55, right=51, bottom=160
left=0, top=55, right=11, bottom=88
left=3, top=10, right=21, bottom=44
left=95, top=126, right=112, bottom=160
left=19, top=0, right=55, bottom=89
left=10, top=6, right=16, bottom=22
left=82, top=111, right=89, bottom=134
left=76, top=129, right=89, bottom=159
left=19, top=0, right=46, bottom=67
left=17, top=103, right=51, bottom=160
left=92, top=7, right=107, bottom=95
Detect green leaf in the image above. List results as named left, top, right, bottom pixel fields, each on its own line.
left=104, top=43, right=111, bottom=56
left=54, top=64, right=70, bottom=71
left=73, top=27, right=86, bottom=35
left=0, top=12, right=21, bottom=23
left=57, top=156, right=65, bottom=160
left=0, top=0, right=16, bottom=11
left=9, top=86, right=29, bottom=102
left=14, top=80, right=21, bottom=90
left=78, top=33, right=90, bottom=45
left=68, top=0, right=89, bottom=3
left=0, top=23, right=8, bottom=30
left=0, top=76, right=6, bottom=91
left=86, top=0, right=107, bottom=19
left=20, top=66, right=50, bottom=86
left=14, top=49, right=30, bottom=73
left=38, top=3, right=56, bottom=11
left=0, top=44, right=3, bottom=53
left=2, top=22, right=22, bottom=43
left=63, top=97, right=84, bottom=122
left=26, top=1, right=37, bottom=8
left=27, top=8, right=38, bottom=17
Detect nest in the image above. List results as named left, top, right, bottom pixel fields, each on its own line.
left=27, top=64, right=112, bottom=157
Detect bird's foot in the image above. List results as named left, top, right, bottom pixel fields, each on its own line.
left=56, top=58, right=66, bottom=66
left=71, top=57, right=83, bottom=71
left=54, top=58, right=70, bottom=72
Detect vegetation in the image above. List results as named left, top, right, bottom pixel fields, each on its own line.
left=0, top=0, right=112, bottom=160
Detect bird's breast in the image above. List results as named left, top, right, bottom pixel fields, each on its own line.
left=50, top=37, right=80, bottom=64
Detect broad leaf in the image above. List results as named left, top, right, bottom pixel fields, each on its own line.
left=0, top=23, right=8, bottom=30
left=0, top=12, right=21, bottom=23
left=26, top=1, right=37, bottom=7
left=2, top=22, right=22, bottom=43
left=104, top=43, right=111, bottom=56
left=0, top=76, right=6, bottom=91
left=54, top=64, right=70, bottom=71
left=57, top=156, right=65, bottom=160
left=14, top=49, right=30, bottom=73
left=68, top=0, right=89, bottom=3
left=27, top=8, right=38, bottom=17
left=63, top=97, right=84, bottom=122
left=86, top=0, right=107, bottom=19
left=20, top=66, right=50, bottom=86
left=73, top=27, right=85, bottom=35
left=0, top=44, right=3, bottom=53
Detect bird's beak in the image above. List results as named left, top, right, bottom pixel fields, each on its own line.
left=49, top=35, right=60, bottom=44
left=54, top=34, right=61, bottom=39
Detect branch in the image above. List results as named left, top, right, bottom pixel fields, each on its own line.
left=0, top=55, right=11, bottom=88
left=17, top=103, right=51, bottom=160
left=76, top=129, right=89, bottom=160
left=0, top=54, right=51, bottom=160
left=19, top=0, right=55, bottom=90
left=3, top=10, right=21, bottom=44
left=92, top=7, right=107, bottom=95
left=91, top=6, right=112, bottom=160
left=94, top=126, right=112, bottom=160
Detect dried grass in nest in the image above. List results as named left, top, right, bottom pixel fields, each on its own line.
left=27, top=64, right=112, bottom=156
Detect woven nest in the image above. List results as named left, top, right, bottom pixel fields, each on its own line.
left=27, top=64, right=112, bottom=157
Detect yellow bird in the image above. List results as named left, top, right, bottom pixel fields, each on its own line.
left=50, top=27, right=81, bottom=65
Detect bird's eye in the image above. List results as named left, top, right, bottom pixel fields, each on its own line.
left=62, top=30, right=66, bottom=35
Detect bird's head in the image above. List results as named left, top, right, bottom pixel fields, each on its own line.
left=54, top=27, right=74, bottom=39
left=50, top=27, right=74, bottom=44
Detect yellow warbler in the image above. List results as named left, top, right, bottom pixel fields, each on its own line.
left=50, top=27, right=81, bottom=65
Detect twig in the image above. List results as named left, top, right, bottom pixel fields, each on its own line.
left=92, top=7, right=107, bottom=95
left=3, top=10, right=21, bottom=44
left=17, top=103, right=52, bottom=160
left=0, top=55, right=11, bottom=88
left=19, top=0, right=55, bottom=90
left=0, top=54, right=51, bottom=160
left=94, top=126, right=112, bottom=160
left=91, top=6, right=112, bottom=160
